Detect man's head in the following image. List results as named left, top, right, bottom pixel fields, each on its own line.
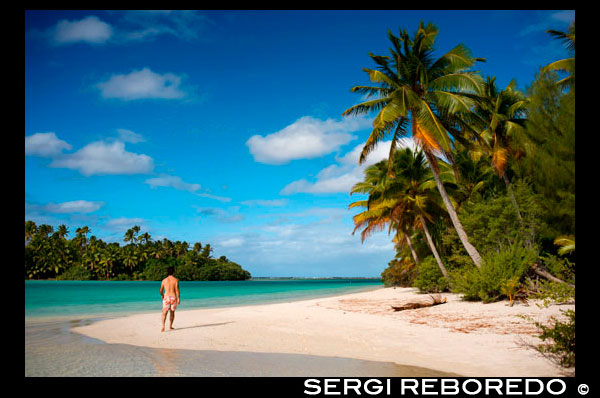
left=167, top=266, right=175, bottom=276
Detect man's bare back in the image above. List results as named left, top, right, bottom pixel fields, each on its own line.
left=160, top=269, right=180, bottom=332
left=161, top=275, right=179, bottom=297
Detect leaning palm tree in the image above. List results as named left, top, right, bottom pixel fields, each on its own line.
left=343, top=21, right=485, bottom=268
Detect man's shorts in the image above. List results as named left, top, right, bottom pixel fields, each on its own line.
left=162, top=295, right=178, bottom=311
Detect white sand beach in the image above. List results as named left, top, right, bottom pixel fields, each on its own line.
left=72, top=286, right=573, bottom=377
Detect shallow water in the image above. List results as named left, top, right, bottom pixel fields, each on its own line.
left=25, top=317, right=460, bottom=377
left=25, top=279, right=383, bottom=319
left=25, top=280, right=461, bottom=377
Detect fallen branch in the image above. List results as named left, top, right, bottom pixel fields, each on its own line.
left=531, top=263, right=574, bottom=288
left=391, top=293, right=447, bottom=312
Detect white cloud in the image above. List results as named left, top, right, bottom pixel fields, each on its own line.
left=281, top=139, right=414, bottom=195
left=51, top=16, right=113, bottom=45
left=145, top=174, right=201, bottom=192
left=117, top=10, right=211, bottom=42
left=105, top=217, right=145, bottom=229
left=31, top=200, right=104, bottom=214
left=211, top=210, right=395, bottom=277
left=219, top=237, right=246, bottom=248
left=241, top=199, right=288, bottom=207
left=117, top=129, right=145, bottom=143
left=25, top=132, right=72, bottom=157
left=50, top=140, right=154, bottom=176
left=96, top=68, right=186, bottom=100
left=246, top=116, right=370, bottom=165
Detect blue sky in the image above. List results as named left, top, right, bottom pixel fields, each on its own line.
left=25, top=10, right=574, bottom=277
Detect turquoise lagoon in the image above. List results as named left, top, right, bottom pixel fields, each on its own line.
left=25, top=278, right=383, bottom=319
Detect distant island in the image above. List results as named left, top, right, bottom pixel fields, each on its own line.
left=25, top=221, right=251, bottom=281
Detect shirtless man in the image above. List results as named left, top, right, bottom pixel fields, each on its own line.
left=160, top=266, right=180, bottom=332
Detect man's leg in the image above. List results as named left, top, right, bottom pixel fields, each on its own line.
left=169, top=309, right=175, bottom=330
left=161, top=307, right=169, bottom=332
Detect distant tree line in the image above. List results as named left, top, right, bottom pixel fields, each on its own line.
left=24, top=222, right=251, bottom=281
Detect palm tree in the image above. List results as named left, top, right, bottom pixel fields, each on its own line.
left=56, top=224, right=70, bottom=239
left=543, top=21, right=575, bottom=89
left=469, top=76, right=529, bottom=221
left=350, top=148, right=451, bottom=277
left=100, top=244, right=119, bottom=280
left=343, top=22, right=485, bottom=268
left=25, top=220, right=37, bottom=243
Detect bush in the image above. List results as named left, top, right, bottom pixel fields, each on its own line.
left=381, top=258, right=415, bottom=287
left=414, top=257, right=449, bottom=293
left=56, top=265, right=92, bottom=280
left=535, top=309, right=575, bottom=369
left=451, top=244, right=537, bottom=302
left=142, top=258, right=178, bottom=281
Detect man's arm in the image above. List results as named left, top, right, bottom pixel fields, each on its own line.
left=176, top=279, right=180, bottom=304
left=160, top=280, right=164, bottom=299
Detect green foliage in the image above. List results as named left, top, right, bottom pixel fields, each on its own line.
left=451, top=244, right=537, bottom=302
left=381, top=258, right=415, bottom=287
left=56, top=265, right=92, bottom=280
left=24, top=221, right=251, bottom=281
left=514, top=71, right=575, bottom=242
left=539, top=253, right=575, bottom=284
left=141, top=258, right=177, bottom=281
left=458, top=180, right=544, bottom=254
left=531, top=280, right=575, bottom=308
left=413, top=257, right=449, bottom=293
left=534, top=309, right=575, bottom=369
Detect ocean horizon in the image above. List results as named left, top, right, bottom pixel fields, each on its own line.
left=25, top=278, right=383, bottom=320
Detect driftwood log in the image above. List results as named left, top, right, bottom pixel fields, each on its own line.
left=391, top=293, right=447, bottom=312
left=531, top=263, right=575, bottom=288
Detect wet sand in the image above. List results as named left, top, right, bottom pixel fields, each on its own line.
left=25, top=317, right=456, bottom=377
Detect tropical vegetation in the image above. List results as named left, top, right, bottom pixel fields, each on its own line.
left=24, top=222, right=251, bottom=281
left=345, top=21, right=574, bottom=370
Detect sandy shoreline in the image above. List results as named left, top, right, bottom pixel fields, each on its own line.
left=72, top=286, right=573, bottom=377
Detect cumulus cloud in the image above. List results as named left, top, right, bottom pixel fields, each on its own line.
left=29, top=200, right=105, bottom=214
left=50, top=140, right=154, bottom=176
left=280, top=139, right=415, bottom=195
left=95, top=68, right=186, bottom=100
left=117, top=129, right=145, bottom=143
left=246, top=116, right=370, bottom=165
left=51, top=15, right=113, bottom=45
left=40, top=11, right=211, bottom=46
left=145, top=174, right=201, bottom=192
left=25, top=132, right=72, bottom=157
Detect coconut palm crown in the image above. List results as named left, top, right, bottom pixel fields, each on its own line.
left=342, top=21, right=486, bottom=267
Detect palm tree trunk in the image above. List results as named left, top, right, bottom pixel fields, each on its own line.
left=424, top=150, right=483, bottom=268
left=419, top=214, right=448, bottom=278
left=405, top=233, right=420, bottom=266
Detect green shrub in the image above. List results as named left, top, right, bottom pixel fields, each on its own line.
left=56, top=265, right=92, bottom=280
left=381, top=258, right=415, bottom=287
left=142, top=258, right=179, bottom=281
left=539, top=253, right=575, bottom=284
left=451, top=244, right=537, bottom=302
left=535, top=309, right=575, bottom=369
left=414, top=257, right=449, bottom=293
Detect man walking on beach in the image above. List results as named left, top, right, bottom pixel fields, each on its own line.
left=160, top=266, right=180, bottom=332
